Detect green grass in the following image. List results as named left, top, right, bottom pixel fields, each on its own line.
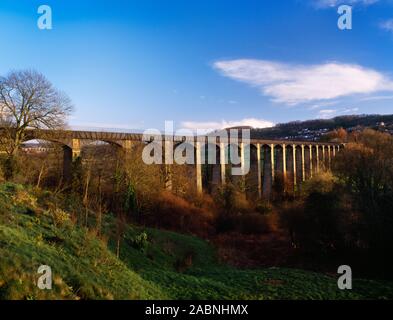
left=0, top=183, right=165, bottom=300
left=114, top=227, right=393, bottom=300
left=0, top=182, right=392, bottom=300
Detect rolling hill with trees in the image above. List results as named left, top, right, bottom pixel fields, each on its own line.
left=251, top=114, right=393, bottom=141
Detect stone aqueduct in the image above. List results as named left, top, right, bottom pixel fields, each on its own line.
left=21, top=129, right=342, bottom=198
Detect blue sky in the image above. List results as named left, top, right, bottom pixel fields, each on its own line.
left=1, top=0, right=393, bottom=131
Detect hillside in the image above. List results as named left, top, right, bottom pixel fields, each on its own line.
left=1, top=183, right=393, bottom=300
left=251, top=114, right=393, bottom=141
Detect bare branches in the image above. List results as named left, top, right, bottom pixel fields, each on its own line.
left=0, top=70, right=73, bottom=155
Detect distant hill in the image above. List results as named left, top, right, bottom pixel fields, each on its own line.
left=251, top=114, right=393, bottom=141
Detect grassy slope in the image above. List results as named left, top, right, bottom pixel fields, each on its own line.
left=117, top=228, right=393, bottom=300
left=0, top=183, right=165, bottom=300
left=0, top=183, right=392, bottom=300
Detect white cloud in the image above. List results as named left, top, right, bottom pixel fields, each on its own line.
left=342, top=107, right=359, bottom=113
left=309, top=100, right=340, bottom=110
left=318, top=109, right=338, bottom=118
left=313, top=0, right=378, bottom=8
left=359, top=94, right=393, bottom=101
left=181, top=118, right=274, bottom=132
left=380, top=19, right=393, bottom=33
left=214, top=59, right=393, bottom=105
left=317, top=107, right=359, bottom=119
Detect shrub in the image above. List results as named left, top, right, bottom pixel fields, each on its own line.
left=279, top=173, right=349, bottom=252
left=2, top=156, right=19, bottom=181
left=143, top=192, right=216, bottom=237
left=11, top=187, right=39, bottom=214
left=50, top=208, right=71, bottom=227
left=129, top=231, right=148, bottom=253
left=215, top=183, right=252, bottom=215
left=215, top=184, right=237, bottom=214
left=334, top=129, right=393, bottom=253
left=301, top=171, right=337, bottom=196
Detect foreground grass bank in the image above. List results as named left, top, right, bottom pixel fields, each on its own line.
left=0, top=183, right=392, bottom=300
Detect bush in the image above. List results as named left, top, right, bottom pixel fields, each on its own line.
left=215, top=184, right=251, bottom=215
left=2, top=156, right=19, bottom=181
left=50, top=208, right=71, bottom=227
left=215, top=184, right=237, bottom=214
left=333, top=129, right=393, bottom=253
left=279, top=173, right=349, bottom=252
left=332, top=129, right=393, bottom=274
left=128, top=231, right=148, bottom=253
left=301, top=171, right=337, bottom=195
left=143, top=192, right=216, bottom=237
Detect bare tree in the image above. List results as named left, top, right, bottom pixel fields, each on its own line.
left=0, top=70, right=73, bottom=156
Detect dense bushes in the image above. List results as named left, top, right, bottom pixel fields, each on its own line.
left=140, top=184, right=276, bottom=237
left=334, top=130, right=393, bottom=252
left=214, top=183, right=276, bottom=235
left=142, top=191, right=216, bottom=237
left=278, top=130, right=393, bottom=276
left=333, top=130, right=393, bottom=273
left=279, top=171, right=354, bottom=252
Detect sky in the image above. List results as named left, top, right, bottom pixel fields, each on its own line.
left=0, top=0, right=393, bottom=132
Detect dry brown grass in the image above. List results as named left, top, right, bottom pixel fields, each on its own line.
left=143, top=191, right=217, bottom=237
